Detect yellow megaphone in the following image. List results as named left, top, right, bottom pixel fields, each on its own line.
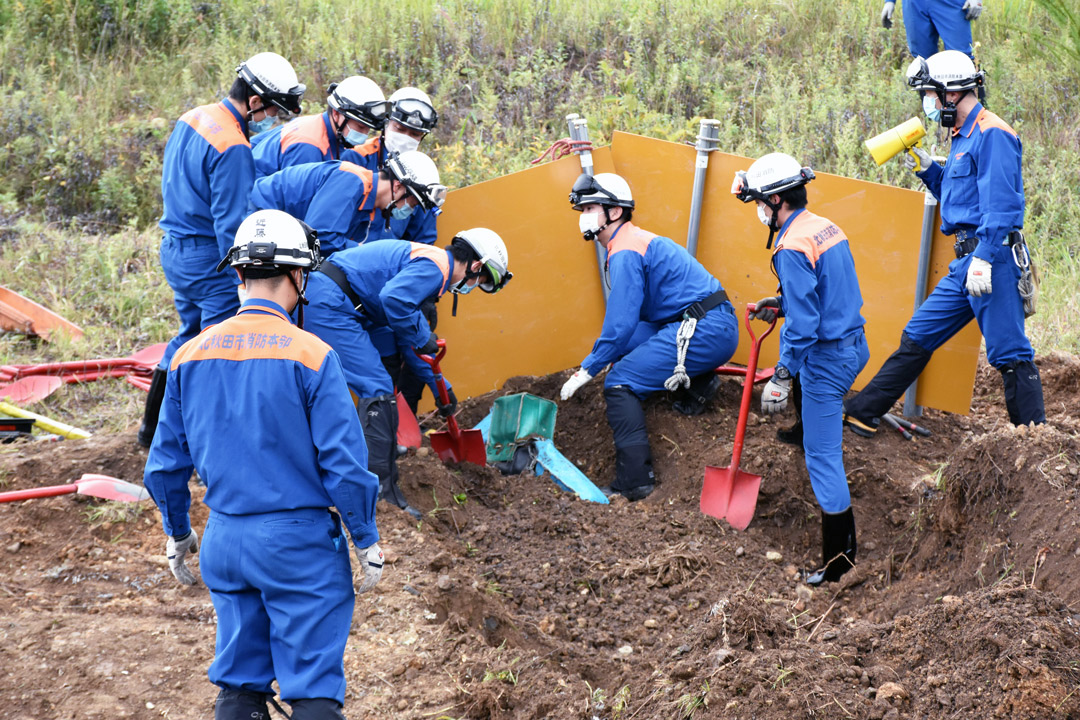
left=864, top=117, right=927, bottom=166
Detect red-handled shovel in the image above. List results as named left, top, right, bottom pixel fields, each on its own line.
left=701, top=304, right=778, bottom=530
left=0, top=473, right=150, bottom=504
left=415, top=340, right=487, bottom=465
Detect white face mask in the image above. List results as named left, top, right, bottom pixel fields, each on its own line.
left=384, top=129, right=421, bottom=155
left=578, top=212, right=602, bottom=237
left=757, top=204, right=771, bottom=226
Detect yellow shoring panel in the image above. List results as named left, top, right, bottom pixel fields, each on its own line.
left=606, top=131, right=979, bottom=415
left=431, top=132, right=979, bottom=416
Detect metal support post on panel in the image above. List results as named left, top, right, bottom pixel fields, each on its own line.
left=686, top=119, right=720, bottom=258
left=566, top=113, right=610, bottom=303
left=903, top=189, right=939, bottom=417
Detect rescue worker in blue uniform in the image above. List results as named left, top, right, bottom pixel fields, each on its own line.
left=560, top=173, right=739, bottom=502
left=881, top=0, right=981, bottom=59
left=733, top=154, right=869, bottom=585
left=304, top=227, right=511, bottom=519
left=249, top=150, right=444, bottom=256
left=143, top=210, right=383, bottom=720
left=252, top=76, right=390, bottom=179
left=844, top=50, right=1044, bottom=435
left=138, top=52, right=305, bottom=449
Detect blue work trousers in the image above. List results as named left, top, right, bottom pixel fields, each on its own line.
left=201, top=507, right=355, bottom=704
left=904, top=245, right=1033, bottom=368
left=159, top=235, right=239, bottom=368
left=303, top=273, right=394, bottom=397
left=605, top=304, right=740, bottom=394
left=800, top=332, right=870, bottom=514
left=902, top=0, right=973, bottom=58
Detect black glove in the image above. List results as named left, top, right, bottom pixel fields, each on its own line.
left=750, top=296, right=783, bottom=323
left=420, top=297, right=438, bottom=331
left=437, top=386, right=458, bottom=417
left=418, top=333, right=439, bottom=356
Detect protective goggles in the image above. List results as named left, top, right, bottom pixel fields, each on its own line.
left=402, top=179, right=448, bottom=211
left=568, top=174, right=621, bottom=208
left=238, top=65, right=306, bottom=115
left=340, top=99, right=393, bottom=129
left=392, top=98, right=438, bottom=131
left=477, top=259, right=512, bottom=294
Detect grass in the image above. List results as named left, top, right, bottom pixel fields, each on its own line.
left=1, top=0, right=1078, bottom=435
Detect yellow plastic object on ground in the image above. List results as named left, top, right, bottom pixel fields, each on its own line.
left=430, top=131, right=979, bottom=416
left=0, top=401, right=92, bottom=439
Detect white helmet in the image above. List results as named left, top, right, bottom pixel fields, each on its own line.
left=385, top=150, right=448, bottom=211
left=217, top=210, right=320, bottom=273
left=732, top=152, right=814, bottom=204
left=569, top=172, right=635, bottom=210
left=326, top=76, right=391, bottom=130
left=451, top=228, right=512, bottom=294
left=907, top=50, right=983, bottom=93
left=236, top=52, right=306, bottom=114
left=388, top=87, right=438, bottom=133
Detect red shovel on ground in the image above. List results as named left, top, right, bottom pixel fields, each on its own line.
left=701, top=304, right=778, bottom=530
left=415, top=340, right=487, bottom=465
left=0, top=473, right=150, bottom=504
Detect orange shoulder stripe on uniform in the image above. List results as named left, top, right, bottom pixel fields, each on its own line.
left=281, top=115, right=331, bottom=153
left=171, top=310, right=330, bottom=371
left=352, top=136, right=381, bottom=158
left=607, top=223, right=656, bottom=260
left=774, top=211, right=848, bottom=268
left=180, top=103, right=249, bottom=153
left=409, top=244, right=451, bottom=289
left=974, top=108, right=1018, bottom=138
left=337, top=162, right=373, bottom=209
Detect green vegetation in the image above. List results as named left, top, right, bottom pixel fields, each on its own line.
left=1, top=0, right=1077, bottom=402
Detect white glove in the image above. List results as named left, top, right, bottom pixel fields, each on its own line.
left=881, top=1, right=895, bottom=28
left=237, top=284, right=249, bottom=304
left=761, top=367, right=792, bottom=415
left=965, top=256, right=993, bottom=297
left=903, top=146, right=933, bottom=173
left=354, top=542, right=384, bottom=594
left=962, top=0, right=982, bottom=21
left=166, top=530, right=199, bottom=586
left=560, top=368, right=593, bottom=400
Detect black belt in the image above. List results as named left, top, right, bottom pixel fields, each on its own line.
left=953, top=227, right=978, bottom=258
left=316, top=262, right=364, bottom=313
left=662, top=289, right=729, bottom=324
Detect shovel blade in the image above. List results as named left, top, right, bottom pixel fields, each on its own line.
left=701, top=465, right=762, bottom=530
left=75, top=474, right=151, bottom=503
left=1, top=375, right=63, bottom=405
left=395, top=393, right=422, bottom=449
left=429, top=428, right=487, bottom=466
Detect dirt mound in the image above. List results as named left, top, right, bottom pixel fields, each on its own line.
left=3, top=355, right=1080, bottom=719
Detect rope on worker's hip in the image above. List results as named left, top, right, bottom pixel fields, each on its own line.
left=664, top=316, right=697, bottom=391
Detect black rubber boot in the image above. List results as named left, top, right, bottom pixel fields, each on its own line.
left=805, top=508, right=857, bottom=586
left=214, top=689, right=270, bottom=720
left=290, top=698, right=346, bottom=720
left=843, top=332, right=933, bottom=436
left=672, top=372, right=722, bottom=416
left=776, top=373, right=803, bottom=447
left=601, top=385, right=656, bottom=498
left=358, top=396, right=421, bottom=520
left=137, top=367, right=168, bottom=448
left=1001, top=360, right=1046, bottom=426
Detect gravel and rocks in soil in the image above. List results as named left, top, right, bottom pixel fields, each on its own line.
left=2, top=355, right=1079, bottom=719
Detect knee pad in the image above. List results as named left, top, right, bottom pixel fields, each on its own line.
left=289, top=698, right=346, bottom=720
left=214, top=689, right=270, bottom=720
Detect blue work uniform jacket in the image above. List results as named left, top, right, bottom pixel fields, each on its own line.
left=581, top=222, right=726, bottom=377
left=917, top=103, right=1024, bottom=263
left=341, top=135, right=383, bottom=172
left=144, top=299, right=379, bottom=548
left=159, top=100, right=253, bottom=262
left=250, top=161, right=378, bottom=255
left=252, top=112, right=345, bottom=179
left=324, top=242, right=453, bottom=390
left=365, top=206, right=439, bottom=245
left=773, top=210, right=865, bottom=376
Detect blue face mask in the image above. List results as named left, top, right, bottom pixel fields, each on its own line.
left=249, top=115, right=275, bottom=135
left=922, top=94, right=941, bottom=124
left=390, top=202, right=416, bottom=221
left=343, top=128, right=369, bottom=147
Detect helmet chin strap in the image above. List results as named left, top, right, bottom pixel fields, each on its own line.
left=382, top=186, right=404, bottom=230
left=583, top=206, right=616, bottom=242
left=939, top=91, right=958, bottom=127
left=286, top=269, right=309, bottom=328
left=764, top=199, right=782, bottom=250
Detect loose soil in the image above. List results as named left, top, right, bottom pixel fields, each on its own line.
left=2, top=354, right=1079, bottom=720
